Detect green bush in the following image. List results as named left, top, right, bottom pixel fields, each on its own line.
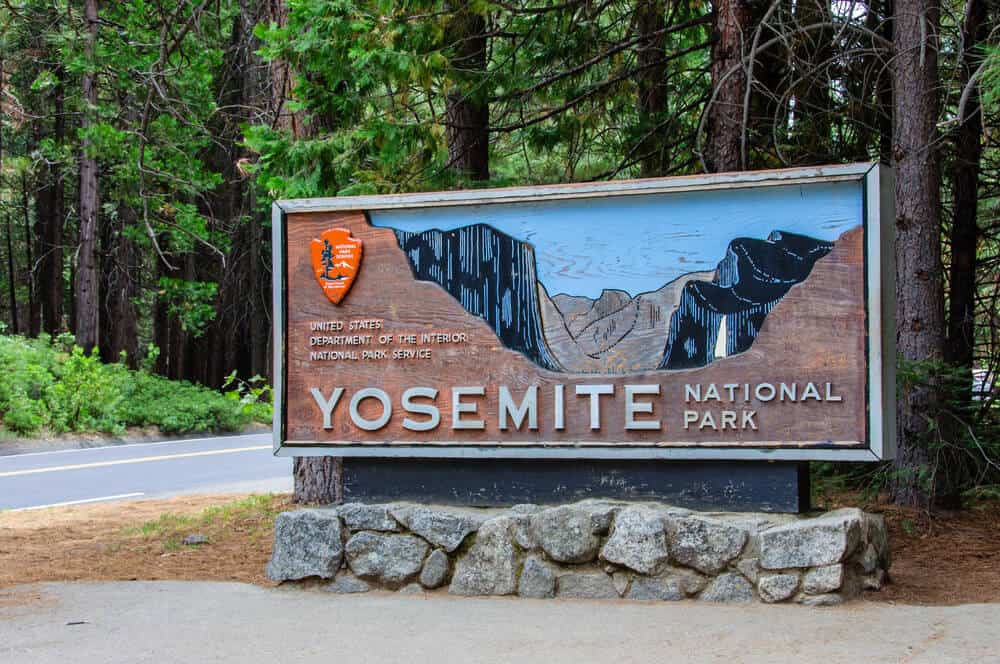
left=0, top=334, right=272, bottom=437
left=812, top=357, right=1000, bottom=506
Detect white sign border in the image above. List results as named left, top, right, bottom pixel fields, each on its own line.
left=272, top=162, right=895, bottom=461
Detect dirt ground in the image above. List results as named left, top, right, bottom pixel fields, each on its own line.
left=869, top=500, right=1000, bottom=605
left=1, top=493, right=998, bottom=605
left=0, top=494, right=291, bottom=589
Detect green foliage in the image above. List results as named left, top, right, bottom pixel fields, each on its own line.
left=814, top=357, right=1000, bottom=505
left=244, top=0, right=713, bottom=198
left=962, top=484, right=1000, bottom=504
left=810, top=353, right=1000, bottom=508
left=222, top=371, right=274, bottom=424
left=0, top=334, right=272, bottom=436
left=246, top=0, right=453, bottom=197
left=810, top=460, right=886, bottom=507
left=156, top=278, right=220, bottom=336
left=981, top=46, right=1000, bottom=112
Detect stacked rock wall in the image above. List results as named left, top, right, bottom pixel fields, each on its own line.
left=267, top=501, right=889, bottom=605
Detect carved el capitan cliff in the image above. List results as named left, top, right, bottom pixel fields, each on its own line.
left=393, top=224, right=563, bottom=371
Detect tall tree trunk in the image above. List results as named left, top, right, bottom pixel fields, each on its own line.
left=200, top=0, right=265, bottom=388
left=75, top=0, right=100, bottom=352
left=1, top=151, right=17, bottom=333
left=186, top=305, right=212, bottom=384
left=155, top=248, right=185, bottom=379
left=172, top=255, right=198, bottom=381
left=891, top=0, right=945, bottom=507
left=706, top=0, right=752, bottom=172
left=635, top=0, right=667, bottom=176
left=154, top=261, right=170, bottom=375
left=0, top=54, right=13, bottom=333
left=68, top=259, right=76, bottom=332
left=23, top=173, right=40, bottom=336
left=238, top=0, right=272, bottom=382
left=3, top=213, right=17, bottom=334
left=268, top=0, right=309, bottom=136
left=444, top=1, right=489, bottom=181
left=945, top=0, right=986, bottom=375
left=99, top=203, right=140, bottom=366
left=249, top=196, right=270, bottom=380
left=36, top=68, right=66, bottom=337
left=167, top=302, right=186, bottom=380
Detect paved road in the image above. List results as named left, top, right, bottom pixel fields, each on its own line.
left=0, top=433, right=290, bottom=511
left=1, top=581, right=997, bottom=663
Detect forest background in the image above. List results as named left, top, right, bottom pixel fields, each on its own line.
left=0, top=0, right=997, bottom=508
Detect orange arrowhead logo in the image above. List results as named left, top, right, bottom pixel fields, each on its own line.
left=311, top=228, right=363, bottom=305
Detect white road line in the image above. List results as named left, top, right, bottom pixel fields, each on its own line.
left=0, top=445, right=272, bottom=478
left=8, top=492, right=146, bottom=512
left=2, top=434, right=270, bottom=459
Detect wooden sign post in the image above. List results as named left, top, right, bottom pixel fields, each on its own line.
left=272, top=163, right=894, bottom=511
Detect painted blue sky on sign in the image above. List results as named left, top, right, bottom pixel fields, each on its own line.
left=370, top=181, right=863, bottom=299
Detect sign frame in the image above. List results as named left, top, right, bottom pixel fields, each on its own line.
left=272, top=162, right=895, bottom=462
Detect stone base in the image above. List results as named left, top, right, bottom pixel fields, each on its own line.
left=267, top=501, right=890, bottom=605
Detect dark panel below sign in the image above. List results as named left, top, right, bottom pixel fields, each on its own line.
left=342, top=459, right=811, bottom=513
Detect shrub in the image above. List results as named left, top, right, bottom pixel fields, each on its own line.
left=0, top=334, right=272, bottom=437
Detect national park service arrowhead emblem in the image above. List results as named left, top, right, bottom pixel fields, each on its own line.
left=311, top=228, right=363, bottom=305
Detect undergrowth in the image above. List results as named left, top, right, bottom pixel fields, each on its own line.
left=0, top=333, right=272, bottom=437
left=811, top=358, right=999, bottom=509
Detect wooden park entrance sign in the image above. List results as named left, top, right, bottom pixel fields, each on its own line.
left=272, top=163, right=895, bottom=509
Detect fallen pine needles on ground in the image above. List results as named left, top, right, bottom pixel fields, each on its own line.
left=0, top=493, right=291, bottom=587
